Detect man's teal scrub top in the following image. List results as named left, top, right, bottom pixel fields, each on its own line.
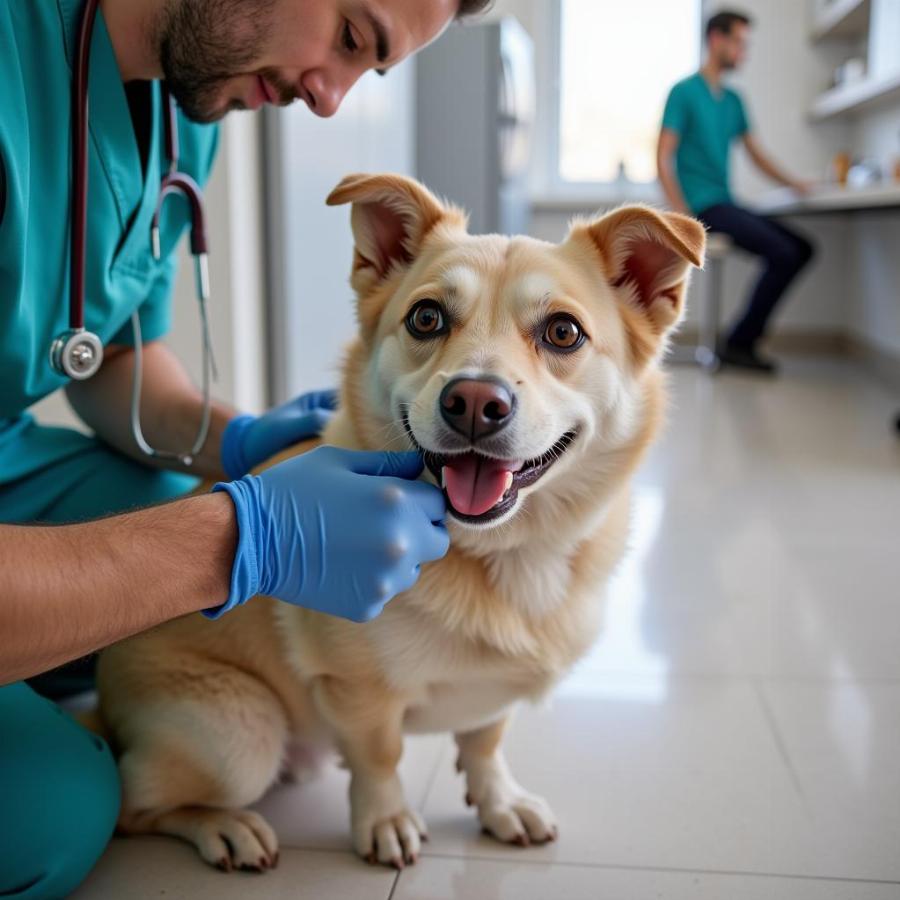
left=0, top=0, right=219, bottom=483
left=661, top=72, right=750, bottom=216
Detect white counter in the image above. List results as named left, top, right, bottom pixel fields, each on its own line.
left=756, top=183, right=900, bottom=216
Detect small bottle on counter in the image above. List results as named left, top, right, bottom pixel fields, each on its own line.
left=833, top=152, right=851, bottom=187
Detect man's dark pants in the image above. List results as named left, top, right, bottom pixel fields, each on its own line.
left=697, top=203, right=815, bottom=350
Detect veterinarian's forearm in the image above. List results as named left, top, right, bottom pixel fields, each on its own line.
left=66, top=341, right=237, bottom=480
left=657, top=131, right=689, bottom=215
left=657, top=156, right=689, bottom=215
left=0, top=493, right=236, bottom=684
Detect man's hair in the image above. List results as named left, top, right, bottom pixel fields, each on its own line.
left=706, top=10, right=752, bottom=39
left=457, top=0, right=495, bottom=19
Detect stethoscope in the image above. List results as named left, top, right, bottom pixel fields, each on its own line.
left=50, top=0, right=216, bottom=466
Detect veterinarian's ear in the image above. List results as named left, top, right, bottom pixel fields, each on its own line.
left=327, top=173, right=464, bottom=295
left=574, top=205, right=706, bottom=357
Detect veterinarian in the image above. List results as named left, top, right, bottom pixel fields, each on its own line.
left=0, top=0, right=491, bottom=896
left=657, top=9, right=816, bottom=374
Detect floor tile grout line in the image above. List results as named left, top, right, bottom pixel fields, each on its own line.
left=413, top=849, right=900, bottom=885
left=268, top=844, right=357, bottom=856
left=414, top=737, right=452, bottom=813
left=386, top=869, right=402, bottom=900
left=750, top=676, right=812, bottom=816
left=574, top=672, right=900, bottom=686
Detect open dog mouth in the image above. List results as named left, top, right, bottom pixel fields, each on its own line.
left=403, top=415, right=578, bottom=524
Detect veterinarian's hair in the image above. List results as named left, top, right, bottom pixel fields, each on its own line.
left=705, top=10, right=752, bottom=40
left=457, top=0, right=494, bottom=19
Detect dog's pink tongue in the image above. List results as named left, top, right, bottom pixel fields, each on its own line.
left=443, top=454, right=518, bottom=517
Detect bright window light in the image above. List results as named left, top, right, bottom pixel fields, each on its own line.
left=559, top=0, right=701, bottom=184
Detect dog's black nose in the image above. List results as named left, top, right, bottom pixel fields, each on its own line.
left=439, top=377, right=516, bottom=441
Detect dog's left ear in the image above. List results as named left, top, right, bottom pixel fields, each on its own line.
left=573, top=205, right=706, bottom=347
left=327, top=173, right=464, bottom=297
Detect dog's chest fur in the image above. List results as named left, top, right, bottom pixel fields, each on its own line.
left=401, top=677, right=526, bottom=734
left=360, top=555, right=604, bottom=735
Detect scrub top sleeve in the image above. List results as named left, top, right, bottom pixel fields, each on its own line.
left=0, top=150, right=7, bottom=229
left=661, top=84, right=687, bottom=135
left=108, top=255, right=176, bottom=346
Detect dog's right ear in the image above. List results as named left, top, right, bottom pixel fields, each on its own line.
left=327, top=173, right=464, bottom=296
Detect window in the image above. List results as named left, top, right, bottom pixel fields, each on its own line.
left=557, top=0, right=701, bottom=186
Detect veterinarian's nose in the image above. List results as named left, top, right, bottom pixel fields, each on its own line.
left=439, top=377, right=516, bottom=441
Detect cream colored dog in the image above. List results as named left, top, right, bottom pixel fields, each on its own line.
left=96, top=173, right=705, bottom=872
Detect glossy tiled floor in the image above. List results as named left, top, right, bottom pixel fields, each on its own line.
left=74, top=358, right=900, bottom=900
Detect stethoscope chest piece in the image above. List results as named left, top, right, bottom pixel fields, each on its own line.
left=50, top=328, right=104, bottom=380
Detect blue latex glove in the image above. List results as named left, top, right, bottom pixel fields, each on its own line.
left=210, top=447, right=449, bottom=622
left=221, top=389, right=339, bottom=479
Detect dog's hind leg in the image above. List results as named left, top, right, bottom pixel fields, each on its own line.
left=455, top=717, right=558, bottom=847
left=107, top=664, right=288, bottom=872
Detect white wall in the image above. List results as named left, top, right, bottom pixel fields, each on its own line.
left=727, top=0, right=850, bottom=198
left=847, top=106, right=900, bottom=357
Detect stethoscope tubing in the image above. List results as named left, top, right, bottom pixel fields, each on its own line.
left=54, top=0, right=215, bottom=465
left=69, top=0, right=100, bottom=333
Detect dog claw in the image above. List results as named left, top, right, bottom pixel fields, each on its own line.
left=465, top=792, right=474, bottom=807
left=239, top=863, right=264, bottom=874
left=215, top=857, right=232, bottom=873
left=391, top=857, right=404, bottom=871
left=511, top=832, right=530, bottom=847
left=365, top=853, right=377, bottom=865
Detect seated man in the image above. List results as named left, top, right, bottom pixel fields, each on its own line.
left=657, top=9, right=815, bottom=373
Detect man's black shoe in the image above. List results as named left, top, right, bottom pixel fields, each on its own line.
left=716, top=342, right=779, bottom=375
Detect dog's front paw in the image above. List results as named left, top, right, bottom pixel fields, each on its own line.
left=462, top=755, right=558, bottom=846
left=350, top=773, right=428, bottom=868
left=154, top=808, right=280, bottom=872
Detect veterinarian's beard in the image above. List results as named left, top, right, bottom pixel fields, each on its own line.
left=157, top=0, right=279, bottom=123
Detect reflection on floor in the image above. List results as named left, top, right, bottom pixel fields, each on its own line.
left=74, top=358, right=900, bottom=900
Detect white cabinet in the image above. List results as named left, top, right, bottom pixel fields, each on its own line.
left=809, top=0, right=900, bottom=118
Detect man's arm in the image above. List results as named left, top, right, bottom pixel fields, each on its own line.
left=657, top=128, right=690, bottom=215
left=742, top=133, right=813, bottom=194
left=1, top=446, right=451, bottom=685
left=66, top=341, right=236, bottom=480
left=0, top=492, right=236, bottom=684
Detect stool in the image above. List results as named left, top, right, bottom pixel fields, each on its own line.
left=694, top=232, right=732, bottom=371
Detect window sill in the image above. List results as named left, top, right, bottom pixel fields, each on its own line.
left=530, top=185, right=665, bottom=213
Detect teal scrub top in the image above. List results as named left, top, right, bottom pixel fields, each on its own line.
left=661, top=72, right=750, bottom=216
left=0, top=0, right=219, bottom=483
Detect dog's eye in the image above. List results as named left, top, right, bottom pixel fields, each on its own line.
left=543, top=315, right=586, bottom=352
left=406, top=300, right=448, bottom=338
